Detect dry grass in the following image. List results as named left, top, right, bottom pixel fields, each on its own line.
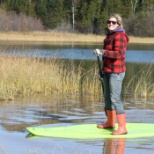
left=0, top=31, right=104, bottom=43
left=128, top=36, right=154, bottom=44
left=124, top=64, right=154, bottom=100
left=0, top=31, right=153, bottom=44
left=0, top=56, right=101, bottom=100
left=0, top=55, right=153, bottom=100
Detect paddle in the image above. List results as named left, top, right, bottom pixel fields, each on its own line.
left=96, top=55, right=106, bottom=115
left=96, top=55, right=104, bottom=93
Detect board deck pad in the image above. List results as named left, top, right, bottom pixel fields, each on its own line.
left=26, top=123, right=154, bottom=139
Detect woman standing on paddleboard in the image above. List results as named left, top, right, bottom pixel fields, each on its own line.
left=93, top=13, right=129, bottom=135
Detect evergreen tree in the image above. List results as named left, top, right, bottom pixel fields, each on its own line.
left=48, top=0, right=66, bottom=28
left=35, top=0, right=48, bottom=25
left=121, top=0, right=132, bottom=18
left=2, top=0, right=35, bottom=15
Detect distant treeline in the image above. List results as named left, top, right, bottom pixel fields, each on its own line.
left=0, top=0, right=154, bottom=37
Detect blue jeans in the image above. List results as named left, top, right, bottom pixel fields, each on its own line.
left=103, top=72, right=125, bottom=114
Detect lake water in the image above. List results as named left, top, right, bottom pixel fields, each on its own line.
left=0, top=43, right=154, bottom=63
left=0, top=42, right=154, bottom=154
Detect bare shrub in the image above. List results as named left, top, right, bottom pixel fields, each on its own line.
left=0, top=8, right=44, bottom=31
left=124, top=11, right=154, bottom=37
left=53, top=23, right=76, bottom=33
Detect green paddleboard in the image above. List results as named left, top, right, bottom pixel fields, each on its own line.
left=26, top=123, right=154, bottom=139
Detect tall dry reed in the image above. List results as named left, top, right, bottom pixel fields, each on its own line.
left=0, top=56, right=101, bottom=100
left=124, top=64, right=154, bottom=99
left=1, top=55, right=153, bottom=100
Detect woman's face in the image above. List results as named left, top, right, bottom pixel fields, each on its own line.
left=107, top=17, right=119, bottom=31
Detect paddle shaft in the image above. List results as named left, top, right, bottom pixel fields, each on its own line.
left=97, top=55, right=104, bottom=93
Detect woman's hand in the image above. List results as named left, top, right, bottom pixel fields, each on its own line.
left=93, top=49, right=104, bottom=56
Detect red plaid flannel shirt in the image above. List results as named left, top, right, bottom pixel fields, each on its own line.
left=102, top=31, right=129, bottom=73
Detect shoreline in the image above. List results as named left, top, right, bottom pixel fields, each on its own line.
left=0, top=31, right=153, bottom=44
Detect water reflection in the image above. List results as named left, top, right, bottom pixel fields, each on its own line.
left=0, top=96, right=154, bottom=133
left=0, top=41, right=154, bottom=50
left=0, top=96, right=154, bottom=153
left=103, top=138, right=126, bottom=154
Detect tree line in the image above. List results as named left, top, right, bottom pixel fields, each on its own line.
left=0, top=0, right=154, bottom=36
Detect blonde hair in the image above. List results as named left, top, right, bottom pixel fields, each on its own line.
left=108, top=13, right=123, bottom=28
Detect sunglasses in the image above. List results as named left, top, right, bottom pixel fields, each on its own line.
left=107, top=20, right=118, bottom=25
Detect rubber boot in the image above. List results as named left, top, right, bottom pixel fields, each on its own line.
left=97, top=110, right=116, bottom=129
left=112, top=113, right=127, bottom=135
